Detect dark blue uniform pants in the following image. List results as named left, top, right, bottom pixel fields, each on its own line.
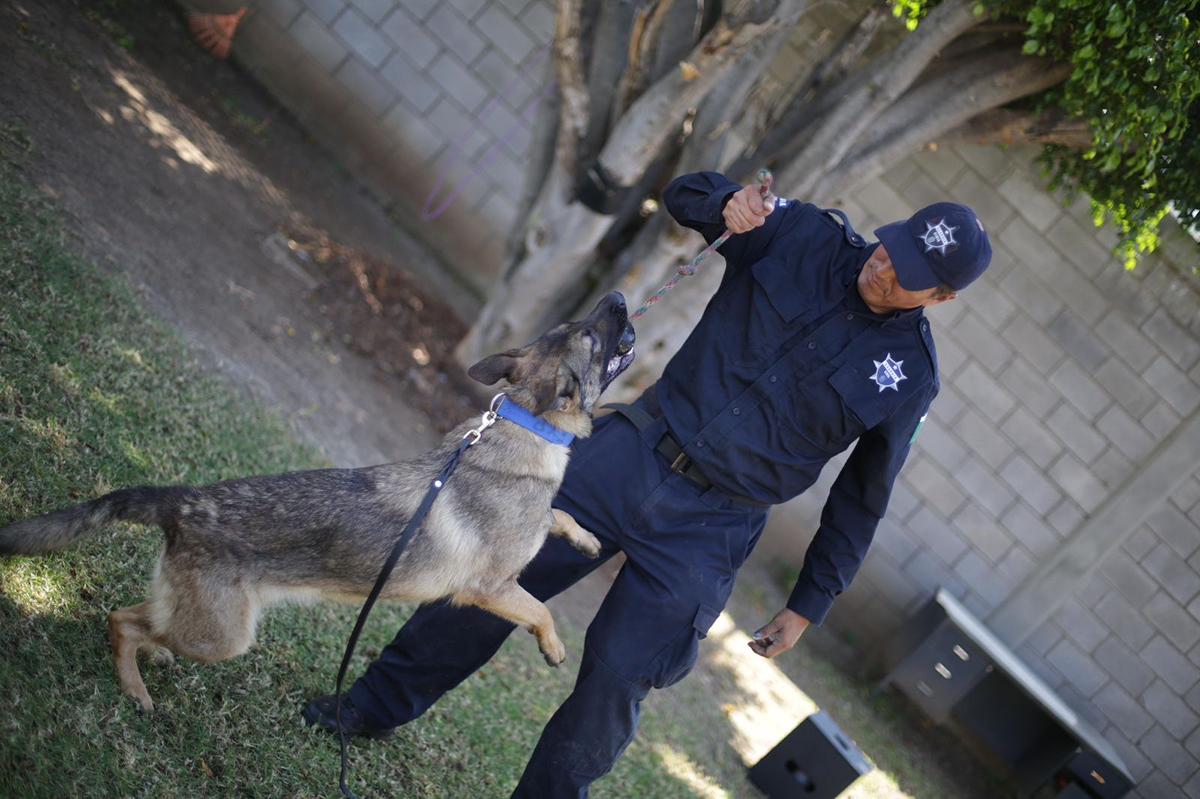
left=347, top=402, right=768, bottom=798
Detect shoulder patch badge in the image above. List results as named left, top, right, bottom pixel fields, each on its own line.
left=870, top=353, right=906, bottom=392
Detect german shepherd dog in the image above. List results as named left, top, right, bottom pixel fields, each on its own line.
left=0, top=293, right=636, bottom=712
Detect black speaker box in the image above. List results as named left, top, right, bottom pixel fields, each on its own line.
left=747, top=711, right=871, bottom=798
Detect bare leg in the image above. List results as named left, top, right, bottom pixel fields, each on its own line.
left=458, top=581, right=566, bottom=666
left=548, top=508, right=601, bottom=558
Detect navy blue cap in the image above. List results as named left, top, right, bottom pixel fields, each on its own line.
left=874, top=202, right=992, bottom=291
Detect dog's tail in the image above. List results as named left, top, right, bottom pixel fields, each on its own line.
left=0, top=486, right=184, bottom=555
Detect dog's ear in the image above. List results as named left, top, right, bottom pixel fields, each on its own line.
left=467, top=349, right=523, bottom=385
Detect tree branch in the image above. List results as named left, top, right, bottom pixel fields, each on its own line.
left=776, top=0, right=983, bottom=197
left=742, top=1, right=888, bottom=177
left=613, top=0, right=677, bottom=120
left=598, top=0, right=812, bottom=187
left=942, top=107, right=1092, bottom=148
left=815, top=50, right=1072, bottom=198
left=579, top=1, right=657, bottom=169
left=553, top=0, right=589, bottom=179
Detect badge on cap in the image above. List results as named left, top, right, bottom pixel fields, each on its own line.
left=870, top=354, right=906, bottom=392
left=920, top=219, right=958, bottom=255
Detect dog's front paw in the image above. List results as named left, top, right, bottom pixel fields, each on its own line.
left=132, top=692, right=155, bottom=714
left=572, top=530, right=602, bottom=559
left=540, top=634, right=567, bottom=667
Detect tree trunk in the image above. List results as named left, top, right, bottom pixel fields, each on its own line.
left=455, top=159, right=612, bottom=364
left=457, top=0, right=811, bottom=365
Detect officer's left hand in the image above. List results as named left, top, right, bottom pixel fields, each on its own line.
left=747, top=608, right=810, bottom=658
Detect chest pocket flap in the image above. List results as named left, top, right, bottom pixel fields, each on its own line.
left=828, top=357, right=926, bottom=432
left=751, top=257, right=811, bottom=322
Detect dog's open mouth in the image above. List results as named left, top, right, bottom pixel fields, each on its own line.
left=605, top=350, right=635, bottom=381
left=603, top=323, right=636, bottom=385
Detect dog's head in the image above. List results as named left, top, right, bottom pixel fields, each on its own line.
left=467, top=292, right=636, bottom=432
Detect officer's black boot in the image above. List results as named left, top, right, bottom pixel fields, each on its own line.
left=302, top=694, right=396, bottom=741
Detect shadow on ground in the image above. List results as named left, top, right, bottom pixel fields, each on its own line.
left=545, top=552, right=1013, bottom=798
left=1, top=0, right=470, bottom=467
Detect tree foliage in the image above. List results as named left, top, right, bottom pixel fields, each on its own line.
left=899, top=0, right=1199, bottom=267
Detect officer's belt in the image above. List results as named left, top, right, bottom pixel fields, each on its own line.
left=604, top=397, right=768, bottom=509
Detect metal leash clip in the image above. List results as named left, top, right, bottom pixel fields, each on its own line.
left=463, top=393, right=506, bottom=445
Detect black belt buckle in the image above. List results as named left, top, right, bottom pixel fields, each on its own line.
left=669, top=451, right=691, bottom=474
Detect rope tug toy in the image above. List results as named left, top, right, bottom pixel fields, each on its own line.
left=630, top=168, right=776, bottom=321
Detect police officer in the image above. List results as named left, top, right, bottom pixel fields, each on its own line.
left=303, top=171, right=992, bottom=797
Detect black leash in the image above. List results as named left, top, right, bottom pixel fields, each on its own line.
left=333, top=399, right=501, bottom=799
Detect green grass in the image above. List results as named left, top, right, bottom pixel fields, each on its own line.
left=0, top=161, right=756, bottom=797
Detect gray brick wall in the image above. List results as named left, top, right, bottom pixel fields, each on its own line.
left=198, top=0, right=556, bottom=295
left=769, top=143, right=1199, bottom=795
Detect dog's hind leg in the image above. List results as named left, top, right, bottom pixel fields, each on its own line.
left=151, top=568, right=259, bottom=667
left=459, top=581, right=566, bottom=667
left=548, top=509, right=602, bottom=558
left=108, top=602, right=157, bottom=712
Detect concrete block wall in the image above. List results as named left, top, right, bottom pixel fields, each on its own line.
left=1017, top=469, right=1200, bottom=796
left=765, top=143, right=1200, bottom=796
left=197, top=0, right=558, bottom=296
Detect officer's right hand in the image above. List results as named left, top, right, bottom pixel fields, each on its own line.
left=722, top=185, right=775, bottom=234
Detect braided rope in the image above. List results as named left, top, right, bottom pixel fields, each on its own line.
left=630, top=168, right=775, bottom=321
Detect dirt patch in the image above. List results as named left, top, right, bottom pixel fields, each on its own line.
left=0, top=0, right=481, bottom=465
left=292, top=226, right=486, bottom=430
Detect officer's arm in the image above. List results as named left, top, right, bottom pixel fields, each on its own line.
left=661, top=171, right=789, bottom=267
left=787, top=390, right=934, bottom=625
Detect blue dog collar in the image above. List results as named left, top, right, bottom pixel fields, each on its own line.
left=495, top=395, right=575, bottom=447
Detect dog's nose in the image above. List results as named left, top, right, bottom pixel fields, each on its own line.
left=608, top=291, right=626, bottom=311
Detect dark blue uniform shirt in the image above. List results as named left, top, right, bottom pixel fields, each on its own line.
left=659, top=172, right=939, bottom=625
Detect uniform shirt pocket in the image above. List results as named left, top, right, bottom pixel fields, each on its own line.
left=828, top=360, right=890, bottom=431
left=751, top=256, right=813, bottom=323
left=787, top=361, right=875, bottom=454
